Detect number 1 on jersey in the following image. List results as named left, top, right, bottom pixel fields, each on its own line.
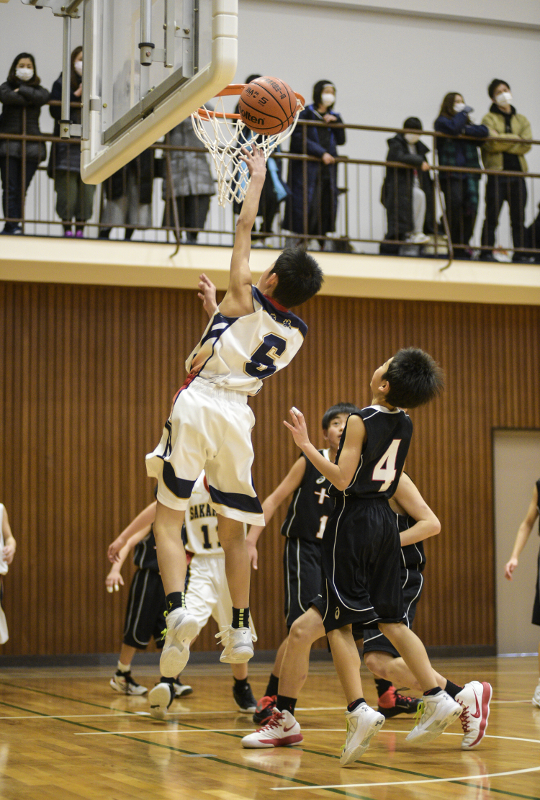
left=372, top=439, right=401, bottom=491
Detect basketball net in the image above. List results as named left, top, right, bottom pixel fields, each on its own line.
left=191, top=89, right=304, bottom=207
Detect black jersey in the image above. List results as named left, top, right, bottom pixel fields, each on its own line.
left=133, top=527, right=159, bottom=572
left=330, top=406, right=413, bottom=500
left=280, top=451, right=334, bottom=542
left=396, top=512, right=426, bottom=571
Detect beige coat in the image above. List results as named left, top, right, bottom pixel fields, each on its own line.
left=481, top=107, right=532, bottom=172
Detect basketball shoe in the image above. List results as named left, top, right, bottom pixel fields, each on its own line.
left=109, top=670, right=147, bottom=695
left=241, top=710, right=303, bottom=748
left=172, top=679, right=193, bottom=697
left=377, top=686, right=420, bottom=718
left=233, top=681, right=257, bottom=713
left=405, top=690, right=462, bottom=745
left=340, top=704, right=385, bottom=766
left=160, top=607, right=198, bottom=677
left=253, top=695, right=277, bottom=725
left=216, top=626, right=255, bottom=663
left=533, top=679, right=540, bottom=708
left=456, top=681, right=492, bottom=749
left=149, top=681, right=175, bottom=720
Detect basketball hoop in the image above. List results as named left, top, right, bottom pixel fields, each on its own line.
left=191, top=84, right=305, bottom=207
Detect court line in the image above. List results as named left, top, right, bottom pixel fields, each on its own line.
left=0, top=712, right=138, bottom=720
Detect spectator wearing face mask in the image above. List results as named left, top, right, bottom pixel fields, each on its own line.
left=380, top=117, right=434, bottom=256
left=284, top=80, right=346, bottom=249
left=0, top=53, right=49, bottom=235
left=480, top=80, right=532, bottom=262
left=434, top=93, right=489, bottom=259
left=48, top=46, right=96, bottom=237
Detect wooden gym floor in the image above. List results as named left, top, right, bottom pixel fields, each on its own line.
left=1, top=656, right=539, bottom=800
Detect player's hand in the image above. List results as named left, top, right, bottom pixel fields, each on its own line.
left=2, top=544, right=15, bottom=565
left=284, top=407, right=311, bottom=451
left=246, top=539, right=258, bottom=570
left=105, top=571, right=124, bottom=592
left=504, top=557, right=518, bottom=580
left=239, top=145, right=266, bottom=180
left=198, top=273, right=218, bottom=316
left=421, top=161, right=431, bottom=172
left=322, top=152, right=335, bottom=165
left=108, top=535, right=125, bottom=563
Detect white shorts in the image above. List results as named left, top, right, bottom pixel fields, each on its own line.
left=185, top=553, right=257, bottom=637
left=146, top=377, right=264, bottom=525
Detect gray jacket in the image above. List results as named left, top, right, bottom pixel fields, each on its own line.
left=163, top=118, right=215, bottom=198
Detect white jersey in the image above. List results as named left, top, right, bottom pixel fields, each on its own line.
left=183, top=474, right=247, bottom=556
left=186, top=286, right=308, bottom=396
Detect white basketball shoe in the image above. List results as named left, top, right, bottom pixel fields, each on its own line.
left=456, top=681, right=492, bottom=749
left=533, top=679, right=540, bottom=708
left=149, top=681, right=175, bottom=720
left=405, top=690, right=462, bottom=745
left=241, top=709, right=303, bottom=748
left=216, top=625, right=255, bottom=663
left=160, top=607, right=198, bottom=677
left=340, top=704, right=385, bottom=766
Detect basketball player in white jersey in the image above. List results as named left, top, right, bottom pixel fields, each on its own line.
left=116, top=147, right=323, bottom=678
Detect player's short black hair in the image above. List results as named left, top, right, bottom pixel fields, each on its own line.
left=270, top=248, right=323, bottom=308
left=383, top=348, right=444, bottom=409
left=488, top=78, right=510, bottom=99
left=322, top=403, right=361, bottom=431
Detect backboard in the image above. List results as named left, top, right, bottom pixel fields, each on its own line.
left=80, top=0, right=237, bottom=184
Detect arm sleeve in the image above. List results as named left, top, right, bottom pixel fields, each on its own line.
left=333, top=113, right=346, bottom=146
left=387, top=138, right=424, bottom=167
left=48, top=80, right=62, bottom=120
left=434, top=113, right=467, bottom=135
left=18, top=84, right=50, bottom=106
left=0, top=84, right=27, bottom=106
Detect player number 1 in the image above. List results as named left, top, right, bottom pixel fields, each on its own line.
left=372, top=439, right=401, bottom=492
left=201, top=524, right=212, bottom=549
left=316, top=516, right=328, bottom=539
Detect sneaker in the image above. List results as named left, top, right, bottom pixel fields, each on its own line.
left=456, top=681, right=492, bottom=750
left=233, top=681, right=257, bottom=713
left=75, top=230, right=84, bottom=238
left=241, top=709, right=303, bottom=749
left=215, top=626, right=255, bottom=663
left=149, top=681, right=174, bottom=720
left=405, top=690, right=462, bottom=745
left=377, top=686, right=420, bottom=718
left=160, top=607, right=199, bottom=677
left=253, top=695, right=277, bottom=725
left=532, top=679, right=540, bottom=708
left=109, top=670, right=148, bottom=696
left=172, top=679, right=193, bottom=697
left=64, top=230, right=74, bottom=237
left=340, top=704, right=385, bottom=766
left=407, top=232, right=430, bottom=244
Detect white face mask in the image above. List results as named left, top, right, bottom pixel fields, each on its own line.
left=74, top=60, right=83, bottom=76
left=16, top=67, right=34, bottom=82
left=454, top=102, right=466, bottom=113
left=405, top=133, right=421, bottom=144
left=321, top=92, right=335, bottom=107
left=495, top=91, right=512, bottom=107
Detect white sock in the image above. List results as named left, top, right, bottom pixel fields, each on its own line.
left=117, top=661, right=131, bottom=673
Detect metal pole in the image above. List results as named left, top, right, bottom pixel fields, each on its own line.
left=139, top=0, right=154, bottom=65
left=60, top=14, right=72, bottom=138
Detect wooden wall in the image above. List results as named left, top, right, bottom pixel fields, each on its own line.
left=1, top=280, right=539, bottom=657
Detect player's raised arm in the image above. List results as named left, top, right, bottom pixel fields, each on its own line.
left=392, top=473, right=441, bottom=546
left=108, top=501, right=157, bottom=563
left=505, top=485, right=539, bottom=580
left=198, top=273, right=218, bottom=318
left=220, top=147, right=266, bottom=318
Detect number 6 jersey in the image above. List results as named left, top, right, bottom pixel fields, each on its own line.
left=186, top=286, right=308, bottom=396
left=330, top=406, right=413, bottom=500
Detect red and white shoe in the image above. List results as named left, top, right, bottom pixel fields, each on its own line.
left=241, top=709, right=303, bottom=749
left=456, top=681, right=492, bottom=749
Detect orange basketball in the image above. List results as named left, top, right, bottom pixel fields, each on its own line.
left=238, top=77, right=299, bottom=135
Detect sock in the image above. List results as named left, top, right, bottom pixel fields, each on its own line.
left=374, top=678, right=393, bottom=698
left=423, top=686, right=442, bottom=697
left=265, top=673, right=279, bottom=697
left=166, top=592, right=185, bottom=612
left=234, top=677, right=248, bottom=689
left=347, top=698, right=366, bottom=712
left=232, top=607, right=250, bottom=629
left=117, top=661, right=131, bottom=673
left=276, top=694, right=297, bottom=715
left=444, top=680, right=463, bottom=699
left=160, top=676, right=175, bottom=685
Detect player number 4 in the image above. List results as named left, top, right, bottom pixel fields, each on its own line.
left=372, top=439, right=401, bottom=492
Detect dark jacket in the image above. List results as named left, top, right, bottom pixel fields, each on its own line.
left=284, top=103, right=346, bottom=234
left=434, top=111, right=487, bottom=172
left=0, top=80, right=49, bottom=161
left=104, top=148, right=156, bottom=205
left=47, top=74, right=82, bottom=175
left=382, top=133, right=434, bottom=237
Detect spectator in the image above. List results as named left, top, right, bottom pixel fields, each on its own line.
left=284, top=80, right=345, bottom=249
left=48, top=46, right=95, bottom=237
left=480, top=79, right=531, bottom=262
left=162, top=118, right=215, bottom=243
left=434, top=93, right=488, bottom=259
left=380, top=117, right=434, bottom=255
left=99, top=149, right=155, bottom=240
left=0, top=53, right=49, bottom=235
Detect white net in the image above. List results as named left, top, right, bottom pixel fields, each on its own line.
left=191, top=93, right=303, bottom=207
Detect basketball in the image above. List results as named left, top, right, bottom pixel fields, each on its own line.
left=238, top=77, right=299, bottom=135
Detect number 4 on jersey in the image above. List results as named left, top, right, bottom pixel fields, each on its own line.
left=372, top=439, right=401, bottom=491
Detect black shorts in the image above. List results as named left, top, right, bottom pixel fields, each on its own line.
left=283, top=537, right=321, bottom=629
left=358, top=570, right=424, bottom=657
left=533, top=546, right=540, bottom=626
left=319, top=497, right=404, bottom=634
left=123, top=568, right=166, bottom=649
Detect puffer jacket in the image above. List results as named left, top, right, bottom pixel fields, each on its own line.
left=47, top=74, right=82, bottom=175
left=481, top=104, right=532, bottom=172
left=162, top=118, right=215, bottom=198
left=0, top=80, right=49, bottom=161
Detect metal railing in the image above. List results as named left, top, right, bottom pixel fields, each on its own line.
left=2, top=105, right=540, bottom=267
